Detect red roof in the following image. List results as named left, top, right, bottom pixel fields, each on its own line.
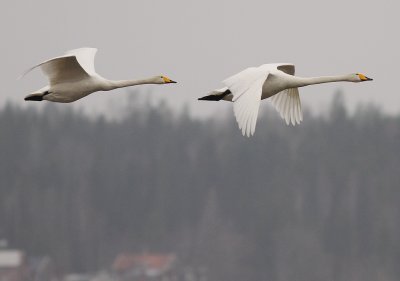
left=112, top=253, right=176, bottom=273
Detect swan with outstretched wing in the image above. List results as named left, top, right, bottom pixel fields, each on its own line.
left=199, top=63, right=372, bottom=137
left=21, top=48, right=177, bottom=103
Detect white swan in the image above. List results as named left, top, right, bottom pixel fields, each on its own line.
left=199, top=64, right=373, bottom=137
left=22, top=48, right=177, bottom=103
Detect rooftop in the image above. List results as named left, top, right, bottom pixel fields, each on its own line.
left=0, top=250, right=24, bottom=268
left=112, top=253, right=176, bottom=276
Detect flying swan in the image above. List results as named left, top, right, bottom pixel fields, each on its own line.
left=21, top=48, right=177, bottom=103
left=199, top=64, right=373, bottom=137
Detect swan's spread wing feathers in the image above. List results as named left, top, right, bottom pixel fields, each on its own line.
left=223, top=67, right=262, bottom=100
left=65, top=48, right=97, bottom=76
left=233, top=79, right=264, bottom=137
left=269, top=88, right=302, bottom=126
left=19, top=48, right=97, bottom=81
left=40, top=56, right=90, bottom=85
left=19, top=54, right=71, bottom=80
left=223, top=67, right=269, bottom=137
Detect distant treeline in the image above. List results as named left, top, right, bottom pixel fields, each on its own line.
left=0, top=94, right=399, bottom=281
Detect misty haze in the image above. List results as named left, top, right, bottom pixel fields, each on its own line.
left=0, top=92, right=399, bottom=281
left=2, top=0, right=400, bottom=280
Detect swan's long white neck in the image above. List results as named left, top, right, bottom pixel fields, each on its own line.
left=290, top=74, right=355, bottom=88
left=102, top=77, right=159, bottom=91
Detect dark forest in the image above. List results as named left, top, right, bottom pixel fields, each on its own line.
left=1, top=94, right=399, bottom=281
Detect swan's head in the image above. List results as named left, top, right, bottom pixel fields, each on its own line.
left=156, top=75, right=177, bottom=84
left=353, top=73, right=373, bottom=82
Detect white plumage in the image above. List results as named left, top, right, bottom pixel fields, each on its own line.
left=21, top=48, right=176, bottom=103
left=269, top=88, right=302, bottom=126
left=224, top=67, right=269, bottom=137
left=200, top=63, right=372, bottom=137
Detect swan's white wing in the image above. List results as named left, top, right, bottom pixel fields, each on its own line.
left=65, top=48, right=97, bottom=76
left=223, top=67, right=270, bottom=137
left=19, top=48, right=97, bottom=82
left=19, top=54, right=68, bottom=79
left=223, top=67, right=260, bottom=100
left=269, top=88, right=302, bottom=126
left=269, top=63, right=302, bottom=125
left=36, top=56, right=90, bottom=85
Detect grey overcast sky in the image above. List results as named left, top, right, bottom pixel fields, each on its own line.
left=2, top=0, right=399, bottom=118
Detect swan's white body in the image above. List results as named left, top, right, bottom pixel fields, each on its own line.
left=22, top=48, right=176, bottom=103
left=199, top=63, right=372, bottom=137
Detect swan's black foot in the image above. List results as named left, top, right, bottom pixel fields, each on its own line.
left=24, top=91, right=50, bottom=101
left=198, top=89, right=231, bottom=101
left=24, top=95, right=43, bottom=101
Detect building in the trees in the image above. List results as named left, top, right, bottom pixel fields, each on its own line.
left=0, top=250, right=29, bottom=281
left=112, top=253, right=177, bottom=281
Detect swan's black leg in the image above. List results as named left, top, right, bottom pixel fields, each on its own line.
left=24, top=91, right=50, bottom=101
left=198, top=89, right=231, bottom=101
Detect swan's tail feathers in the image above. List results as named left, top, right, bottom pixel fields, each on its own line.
left=198, top=87, right=231, bottom=101
left=24, top=93, right=44, bottom=101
